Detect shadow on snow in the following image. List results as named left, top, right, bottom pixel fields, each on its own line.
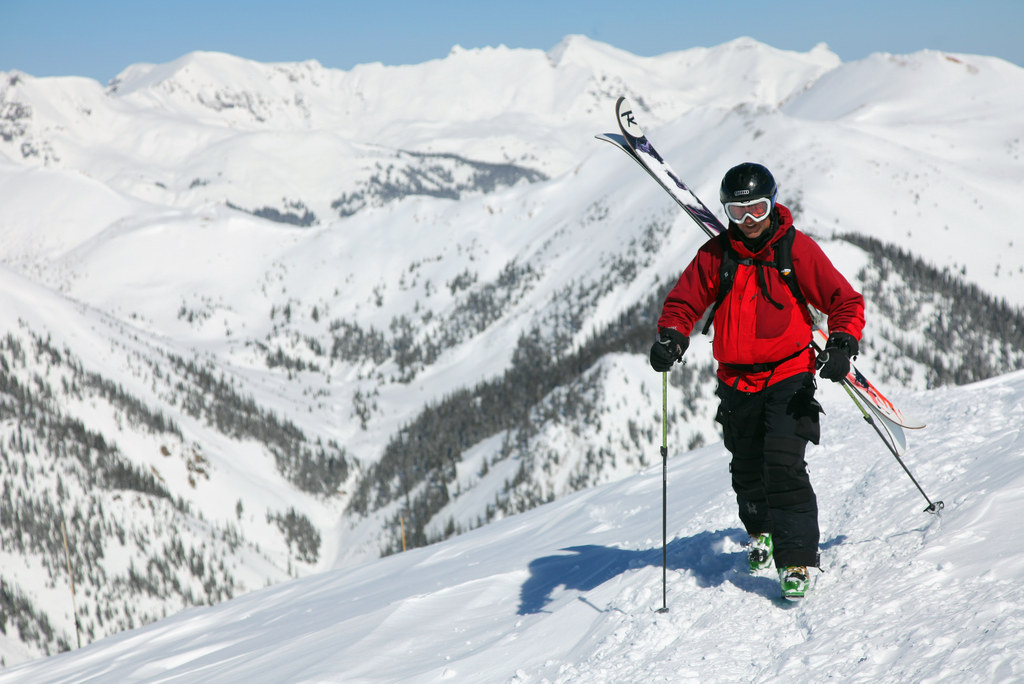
left=518, top=529, right=847, bottom=614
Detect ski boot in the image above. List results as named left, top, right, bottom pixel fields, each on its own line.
left=779, top=566, right=809, bottom=601
left=746, top=533, right=773, bottom=574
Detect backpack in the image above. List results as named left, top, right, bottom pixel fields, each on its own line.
left=700, top=228, right=809, bottom=336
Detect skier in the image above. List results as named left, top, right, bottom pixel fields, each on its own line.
left=649, top=162, right=864, bottom=600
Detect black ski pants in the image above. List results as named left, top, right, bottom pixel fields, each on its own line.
left=715, top=372, right=823, bottom=568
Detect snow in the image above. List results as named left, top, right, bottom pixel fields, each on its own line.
left=1, top=33, right=1023, bottom=678
left=2, top=369, right=1023, bottom=682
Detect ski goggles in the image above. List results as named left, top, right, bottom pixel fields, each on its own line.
left=723, top=197, right=772, bottom=223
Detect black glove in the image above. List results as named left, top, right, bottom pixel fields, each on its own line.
left=649, top=328, right=689, bottom=372
left=816, top=332, right=859, bottom=382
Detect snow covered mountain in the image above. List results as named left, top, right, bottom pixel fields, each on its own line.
left=0, top=35, right=1022, bottom=666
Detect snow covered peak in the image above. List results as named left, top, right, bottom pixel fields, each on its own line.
left=809, top=41, right=835, bottom=57
left=112, top=51, right=267, bottom=97
left=108, top=51, right=329, bottom=96
left=545, top=34, right=638, bottom=68
left=783, top=46, right=1023, bottom=122
left=546, top=33, right=587, bottom=65
left=675, top=36, right=841, bottom=91
left=101, top=51, right=337, bottom=129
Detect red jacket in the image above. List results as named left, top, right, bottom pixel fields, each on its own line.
left=658, top=204, right=865, bottom=392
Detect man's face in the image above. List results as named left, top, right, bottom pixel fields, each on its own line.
left=737, top=214, right=772, bottom=241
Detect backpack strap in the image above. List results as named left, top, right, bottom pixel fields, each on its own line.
left=773, top=227, right=808, bottom=311
left=701, top=232, right=735, bottom=335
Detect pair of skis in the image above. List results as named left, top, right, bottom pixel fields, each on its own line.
left=599, top=96, right=941, bottom=514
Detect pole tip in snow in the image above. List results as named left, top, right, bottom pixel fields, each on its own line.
left=656, top=607, right=669, bottom=614
left=925, top=501, right=944, bottom=514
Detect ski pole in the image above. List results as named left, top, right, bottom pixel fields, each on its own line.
left=839, top=379, right=944, bottom=514
left=657, top=371, right=669, bottom=613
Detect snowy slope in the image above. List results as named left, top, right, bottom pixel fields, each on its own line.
left=2, top=369, right=1022, bottom=683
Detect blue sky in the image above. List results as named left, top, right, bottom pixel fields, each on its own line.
left=3, top=0, right=1021, bottom=83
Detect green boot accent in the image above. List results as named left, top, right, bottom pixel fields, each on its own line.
left=746, top=533, right=773, bottom=574
left=779, top=566, right=809, bottom=600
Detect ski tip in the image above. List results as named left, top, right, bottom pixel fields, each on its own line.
left=615, top=97, right=645, bottom=140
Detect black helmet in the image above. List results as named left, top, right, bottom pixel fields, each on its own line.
left=720, top=162, right=777, bottom=205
